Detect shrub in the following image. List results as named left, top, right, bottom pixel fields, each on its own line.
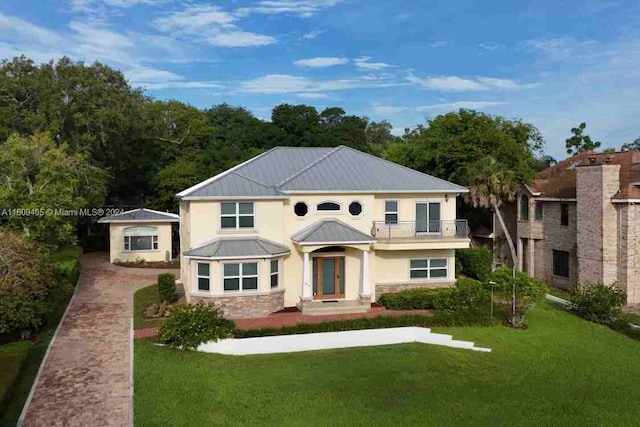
left=158, top=273, right=177, bottom=303
left=377, top=288, right=449, bottom=310
left=436, top=279, right=491, bottom=322
left=234, top=313, right=491, bottom=339
left=456, top=248, right=493, bottom=281
left=49, top=246, right=83, bottom=285
left=570, top=283, right=626, bottom=324
left=486, top=267, right=548, bottom=327
left=158, top=302, right=235, bottom=350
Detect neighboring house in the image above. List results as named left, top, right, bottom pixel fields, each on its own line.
left=177, top=145, right=470, bottom=319
left=495, top=151, right=640, bottom=306
left=98, top=208, right=179, bottom=263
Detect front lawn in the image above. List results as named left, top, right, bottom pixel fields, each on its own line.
left=135, top=300, right=640, bottom=426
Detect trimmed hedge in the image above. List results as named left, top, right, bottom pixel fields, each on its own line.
left=377, top=288, right=448, bottom=310
left=234, top=313, right=492, bottom=339
left=456, top=248, right=492, bottom=281
left=159, top=302, right=235, bottom=350
left=49, top=246, right=83, bottom=285
left=158, top=274, right=177, bottom=303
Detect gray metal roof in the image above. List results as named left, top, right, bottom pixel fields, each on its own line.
left=291, top=219, right=376, bottom=244
left=178, top=145, right=467, bottom=198
left=184, top=237, right=290, bottom=258
left=97, top=208, right=179, bottom=223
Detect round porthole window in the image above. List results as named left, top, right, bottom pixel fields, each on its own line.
left=349, top=201, right=363, bottom=216
left=294, top=202, right=309, bottom=217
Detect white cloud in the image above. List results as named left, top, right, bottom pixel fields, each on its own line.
left=296, top=92, right=331, bottom=99
left=417, top=101, right=508, bottom=111
left=429, top=40, right=448, bottom=48
left=301, top=30, right=323, bottom=40
left=153, top=5, right=276, bottom=47
left=238, top=74, right=402, bottom=94
left=294, top=57, right=349, bottom=68
left=354, top=56, right=392, bottom=71
left=407, top=73, right=538, bottom=91
left=478, top=42, right=501, bottom=51
left=236, top=0, right=345, bottom=18
left=371, top=105, right=407, bottom=115
left=0, top=12, right=64, bottom=46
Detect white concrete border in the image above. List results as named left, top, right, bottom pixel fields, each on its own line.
left=17, top=268, right=83, bottom=426
left=197, top=327, right=491, bottom=355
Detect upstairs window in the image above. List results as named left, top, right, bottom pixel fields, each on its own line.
left=520, top=195, right=529, bottom=220
left=221, top=202, right=254, bottom=229
left=535, top=202, right=543, bottom=221
left=317, top=202, right=340, bottom=212
left=385, top=200, right=398, bottom=224
left=348, top=201, right=363, bottom=216
left=560, top=203, right=569, bottom=226
left=294, top=202, right=308, bottom=217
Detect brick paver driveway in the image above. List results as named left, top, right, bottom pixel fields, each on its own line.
left=21, top=253, right=178, bottom=427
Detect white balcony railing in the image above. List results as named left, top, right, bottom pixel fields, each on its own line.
left=371, top=220, right=470, bottom=240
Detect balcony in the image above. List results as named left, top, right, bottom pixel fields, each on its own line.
left=371, top=220, right=470, bottom=244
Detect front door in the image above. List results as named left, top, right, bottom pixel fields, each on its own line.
left=416, top=202, right=441, bottom=234
left=312, top=257, right=345, bottom=299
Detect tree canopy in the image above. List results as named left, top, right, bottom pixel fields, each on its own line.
left=565, top=122, right=601, bottom=155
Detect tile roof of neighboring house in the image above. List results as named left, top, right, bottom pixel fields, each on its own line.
left=291, top=219, right=376, bottom=244
left=184, top=237, right=290, bottom=259
left=97, top=208, right=179, bottom=223
left=178, top=145, right=467, bottom=198
left=528, top=150, right=640, bottom=199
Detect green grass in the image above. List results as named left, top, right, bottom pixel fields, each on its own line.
left=0, top=342, right=31, bottom=404
left=622, top=311, right=640, bottom=326
left=134, top=284, right=166, bottom=330
left=547, top=286, right=573, bottom=300
left=135, top=300, right=640, bottom=426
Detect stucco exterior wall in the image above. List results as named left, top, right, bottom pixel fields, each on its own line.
left=108, top=222, right=172, bottom=263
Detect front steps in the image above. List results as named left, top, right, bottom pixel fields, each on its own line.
left=300, top=299, right=371, bottom=316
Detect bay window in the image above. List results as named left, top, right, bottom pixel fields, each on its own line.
left=223, top=262, right=259, bottom=292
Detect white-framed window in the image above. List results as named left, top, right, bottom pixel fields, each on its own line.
left=385, top=200, right=398, bottom=224
left=317, top=201, right=341, bottom=212
left=410, top=258, right=448, bottom=279
left=123, top=226, right=159, bottom=251
left=197, top=262, right=210, bottom=291
left=221, top=202, right=254, bottom=229
left=270, top=260, right=279, bottom=288
left=348, top=201, right=363, bottom=216
left=223, top=262, right=259, bottom=292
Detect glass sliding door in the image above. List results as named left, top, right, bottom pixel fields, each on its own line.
left=415, top=202, right=441, bottom=234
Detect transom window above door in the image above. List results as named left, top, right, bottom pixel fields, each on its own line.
left=221, top=202, right=254, bottom=229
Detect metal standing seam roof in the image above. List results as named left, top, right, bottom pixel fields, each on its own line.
left=291, top=219, right=376, bottom=244
left=97, top=208, right=179, bottom=223
left=178, top=145, right=467, bottom=198
left=184, top=237, right=291, bottom=258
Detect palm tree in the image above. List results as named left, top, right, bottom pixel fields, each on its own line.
left=464, top=156, right=519, bottom=269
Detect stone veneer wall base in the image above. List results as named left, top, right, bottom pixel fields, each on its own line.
left=375, top=281, right=455, bottom=298
left=191, top=289, right=285, bottom=319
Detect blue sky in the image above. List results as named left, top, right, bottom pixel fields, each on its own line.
left=1, top=0, right=639, bottom=159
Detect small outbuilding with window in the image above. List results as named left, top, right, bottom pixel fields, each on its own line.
left=98, top=208, right=179, bottom=263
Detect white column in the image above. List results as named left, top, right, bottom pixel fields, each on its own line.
left=517, top=238, right=523, bottom=271
left=302, top=252, right=312, bottom=299
left=361, top=250, right=370, bottom=296
left=528, top=238, right=535, bottom=278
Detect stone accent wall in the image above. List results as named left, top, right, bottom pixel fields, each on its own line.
left=191, top=289, right=285, bottom=319
left=375, top=281, right=455, bottom=298
left=618, top=204, right=640, bottom=305
left=576, top=164, right=620, bottom=285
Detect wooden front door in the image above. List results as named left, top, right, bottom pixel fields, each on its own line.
left=312, top=257, right=345, bottom=299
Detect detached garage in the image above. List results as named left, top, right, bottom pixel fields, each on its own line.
left=98, top=208, right=179, bottom=263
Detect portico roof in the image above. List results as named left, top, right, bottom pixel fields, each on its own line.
left=291, top=219, right=376, bottom=245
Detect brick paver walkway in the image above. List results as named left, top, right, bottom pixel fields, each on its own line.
left=133, top=306, right=435, bottom=339
left=21, top=253, right=177, bottom=427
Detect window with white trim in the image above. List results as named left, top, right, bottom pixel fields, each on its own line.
left=270, top=260, right=279, bottom=288
left=385, top=200, right=398, bottom=224
left=223, top=262, right=259, bottom=292
left=410, top=259, right=448, bottom=279
left=123, top=226, right=159, bottom=251
left=197, top=263, right=210, bottom=291
left=317, top=201, right=340, bottom=212
left=221, top=202, right=254, bottom=229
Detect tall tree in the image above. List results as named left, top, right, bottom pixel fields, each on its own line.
left=565, top=122, right=601, bottom=155
left=621, top=137, right=640, bottom=152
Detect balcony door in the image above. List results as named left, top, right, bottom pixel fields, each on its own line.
left=415, top=202, right=441, bottom=234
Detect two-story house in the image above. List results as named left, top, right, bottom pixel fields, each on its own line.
left=495, top=150, right=640, bottom=306
left=177, top=146, right=470, bottom=318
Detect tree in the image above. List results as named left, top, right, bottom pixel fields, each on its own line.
left=0, top=228, right=57, bottom=334
left=0, top=133, right=108, bottom=247
left=464, top=156, right=519, bottom=269
left=487, top=267, right=548, bottom=327
left=565, top=122, right=601, bottom=155
left=621, top=137, right=640, bottom=152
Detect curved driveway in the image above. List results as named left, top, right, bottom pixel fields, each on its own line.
left=21, top=253, right=177, bottom=426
